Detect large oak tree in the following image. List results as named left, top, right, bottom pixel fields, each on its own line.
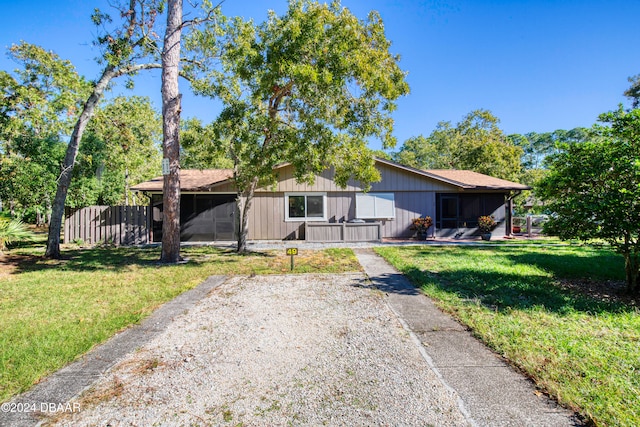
left=193, top=0, right=409, bottom=252
left=38, top=0, right=222, bottom=260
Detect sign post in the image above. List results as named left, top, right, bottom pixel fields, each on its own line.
left=286, top=247, right=298, bottom=271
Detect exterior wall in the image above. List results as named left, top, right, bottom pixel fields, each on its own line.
left=262, top=163, right=455, bottom=194
left=140, top=163, right=516, bottom=242
left=370, top=163, right=454, bottom=192
left=247, top=190, right=436, bottom=240
left=210, top=181, right=236, bottom=193
left=380, top=191, right=435, bottom=238
left=247, top=192, right=355, bottom=240
left=246, top=163, right=451, bottom=240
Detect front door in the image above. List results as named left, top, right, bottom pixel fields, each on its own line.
left=439, top=195, right=459, bottom=229
left=212, top=199, right=236, bottom=240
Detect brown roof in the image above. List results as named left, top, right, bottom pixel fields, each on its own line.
left=132, top=161, right=530, bottom=193
left=423, top=169, right=531, bottom=190
left=131, top=169, right=233, bottom=192
left=374, top=158, right=531, bottom=191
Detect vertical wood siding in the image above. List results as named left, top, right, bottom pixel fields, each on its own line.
left=64, top=206, right=150, bottom=245
left=264, top=163, right=456, bottom=193
left=380, top=191, right=436, bottom=238
left=247, top=191, right=434, bottom=240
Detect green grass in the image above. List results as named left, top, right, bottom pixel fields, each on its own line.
left=376, top=245, right=640, bottom=427
left=0, top=243, right=360, bottom=402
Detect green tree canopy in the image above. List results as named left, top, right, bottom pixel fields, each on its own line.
left=507, top=128, right=589, bottom=214
left=539, top=106, right=640, bottom=293
left=193, top=0, right=409, bottom=252
left=624, top=74, right=640, bottom=108
left=508, top=128, right=589, bottom=170
left=71, top=96, right=162, bottom=206
left=0, top=43, right=90, bottom=224
left=180, top=118, right=233, bottom=169
left=393, top=109, right=522, bottom=181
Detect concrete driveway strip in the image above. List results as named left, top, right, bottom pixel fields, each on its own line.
left=354, top=248, right=582, bottom=427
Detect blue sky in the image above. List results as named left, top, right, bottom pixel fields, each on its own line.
left=1, top=0, right=639, bottom=151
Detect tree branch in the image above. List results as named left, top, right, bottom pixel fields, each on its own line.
left=114, top=62, right=162, bottom=77
left=180, top=0, right=225, bottom=29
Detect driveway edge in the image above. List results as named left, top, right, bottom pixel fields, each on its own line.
left=0, top=275, right=227, bottom=427
left=354, top=248, right=582, bottom=427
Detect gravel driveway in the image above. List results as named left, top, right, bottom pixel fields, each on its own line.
left=47, top=273, right=470, bottom=426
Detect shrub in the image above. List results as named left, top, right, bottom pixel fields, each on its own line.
left=478, top=215, right=497, bottom=233
left=411, top=216, right=433, bottom=236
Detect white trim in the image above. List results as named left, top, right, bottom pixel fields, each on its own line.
left=284, top=192, right=327, bottom=222
left=356, top=192, right=396, bottom=219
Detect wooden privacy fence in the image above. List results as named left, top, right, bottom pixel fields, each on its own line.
left=64, top=206, right=150, bottom=245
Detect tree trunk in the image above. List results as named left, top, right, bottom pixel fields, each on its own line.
left=160, top=0, right=183, bottom=263
left=45, top=65, right=118, bottom=258
left=124, top=164, right=130, bottom=206
left=624, top=251, right=639, bottom=294
left=44, top=193, right=51, bottom=226
left=236, top=177, right=258, bottom=253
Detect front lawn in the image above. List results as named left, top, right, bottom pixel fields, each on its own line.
left=376, top=245, right=639, bottom=427
left=0, top=245, right=360, bottom=402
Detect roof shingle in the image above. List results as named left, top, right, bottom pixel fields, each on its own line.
left=131, top=161, right=530, bottom=193
left=131, top=169, right=233, bottom=192
left=423, top=169, right=531, bottom=190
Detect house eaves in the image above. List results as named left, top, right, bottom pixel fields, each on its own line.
left=374, top=157, right=531, bottom=191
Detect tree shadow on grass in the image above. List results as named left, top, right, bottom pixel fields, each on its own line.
left=8, top=246, right=280, bottom=275
left=8, top=247, right=160, bottom=274
left=401, top=265, right=631, bottom=316
left=502, top=246, right=624, bottom=282
left=394, top=245, right=632, bottom=316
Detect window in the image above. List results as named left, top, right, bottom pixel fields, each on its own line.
left=355, top=192, right=395, bottom=219
left=285, top=193, right=327, bottom=221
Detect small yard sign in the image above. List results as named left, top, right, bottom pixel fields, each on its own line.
left=286, top=247, right=298, bottom=270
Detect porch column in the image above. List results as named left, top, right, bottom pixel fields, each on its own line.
left=505, top=195, right=512, bottom=237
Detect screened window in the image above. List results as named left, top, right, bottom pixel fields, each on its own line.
left=285, top=193, right=327, bottom=221
left=355, top=193, right=395, bottom=219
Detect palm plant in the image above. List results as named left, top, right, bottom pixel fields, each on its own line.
left=0, top=218, right=36, bottom=252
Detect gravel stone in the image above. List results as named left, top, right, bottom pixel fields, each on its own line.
left=49, top=274, right=470, bottom=426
